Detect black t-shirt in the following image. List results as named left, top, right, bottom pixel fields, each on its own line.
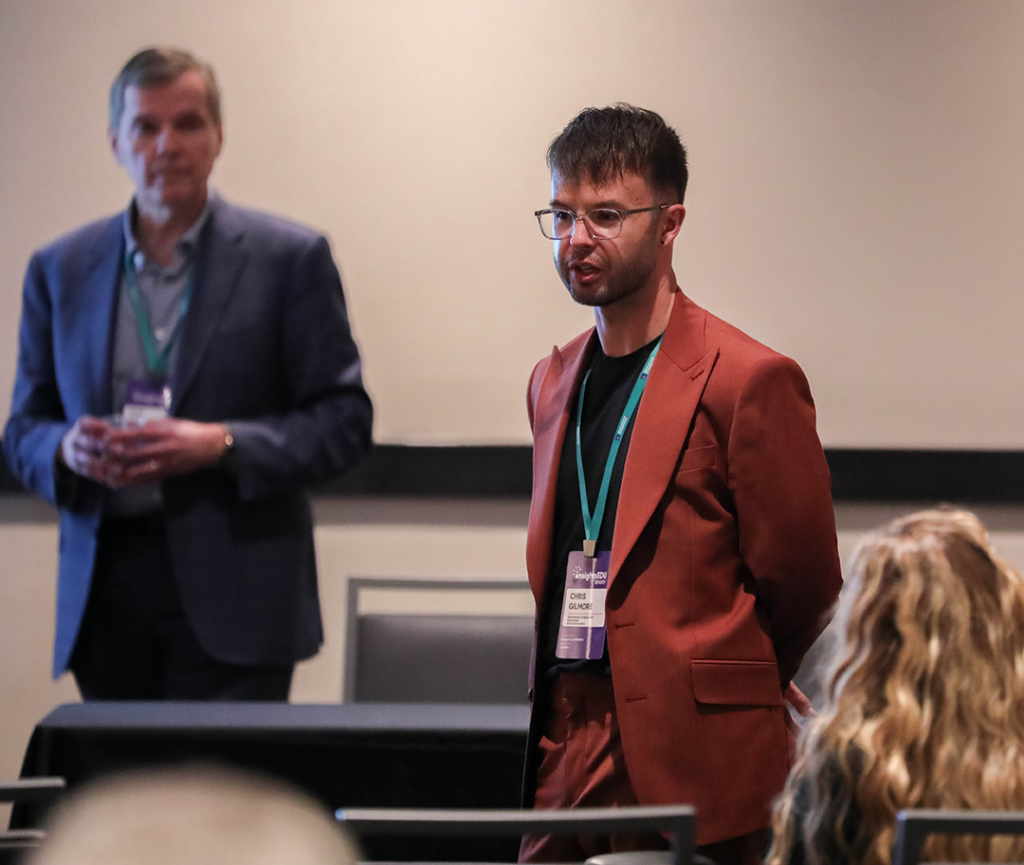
left=538, top=335, right=661, bottom=680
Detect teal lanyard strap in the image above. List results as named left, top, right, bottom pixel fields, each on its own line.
left=575, top=336, right=663, bottom=556
left=123, top=251, right=195, bottom=377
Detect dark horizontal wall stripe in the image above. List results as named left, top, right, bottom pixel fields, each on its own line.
left=318, top=445, right=534, bottom=497
left=325, top=446, right=1024, bottom=502
left=825, top=449, right=1024, bottom=503
left=4, top=443, right=1024, bottom=502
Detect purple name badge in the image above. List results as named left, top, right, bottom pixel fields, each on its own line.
left=555, top=550, right=610, bottom=660
left=122, top=379, right=171, bottom=426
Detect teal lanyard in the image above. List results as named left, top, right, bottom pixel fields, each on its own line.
left=123, top=250, right=194, bottom=377
left=575, top=336, right=662, bottom=558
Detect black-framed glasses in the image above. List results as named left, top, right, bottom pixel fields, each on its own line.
left=534, top=204, right=669, bottom=240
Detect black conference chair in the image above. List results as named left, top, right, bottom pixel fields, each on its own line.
left=344, top=577, right=534, bottom=704
left=337, top=804, right=696, bottom=865
left=0, top=778, right=66, bottom=863
left=892, top=809, right=1024, bottom=865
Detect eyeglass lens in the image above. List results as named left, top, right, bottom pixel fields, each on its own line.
left=540, top=209, right=623, bottom=240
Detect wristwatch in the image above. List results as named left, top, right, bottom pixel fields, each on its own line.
left=219, top=424, right=238, bottom=474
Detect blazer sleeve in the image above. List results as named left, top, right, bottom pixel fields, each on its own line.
left=526, top=356, right=548, bottom=433
left=726, top=353, right=842, bottom=686
left=224, top=233, right=373, bottom=502
left=3, top=251, right=76, bottom=507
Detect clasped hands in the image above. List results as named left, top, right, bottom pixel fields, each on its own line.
left=60, top=415, right=229, bottom=487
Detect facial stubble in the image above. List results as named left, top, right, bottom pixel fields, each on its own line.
left=557, top=220, right=660, bottom=309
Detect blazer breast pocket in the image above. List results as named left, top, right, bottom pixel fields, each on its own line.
left=209, top=322, right=278, bottom=357
left=677, top=443, right=717, bottom=473
left=691, top=659, right=784, bottom=707
left=216, top=316, right=275, bottom=337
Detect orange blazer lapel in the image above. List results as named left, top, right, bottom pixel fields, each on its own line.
left=525, top=331, right=597, bottom=606
left=609, top=295, right=719, bottom=588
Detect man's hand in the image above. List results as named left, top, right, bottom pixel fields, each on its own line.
left=104, top=419, right=230, bottom=487
left=59, top=416, right=116, bottom=483
left=784, top=681, right=815, bottom=720
left=783, top=681, right=817, bottom=761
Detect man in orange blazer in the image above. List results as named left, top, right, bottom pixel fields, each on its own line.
left=520, top=105, right=842, bottom=865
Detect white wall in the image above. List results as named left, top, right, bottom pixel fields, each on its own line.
left=2, top=0, right=1024, bottom=447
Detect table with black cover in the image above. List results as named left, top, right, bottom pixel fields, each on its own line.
left=13, top=702, right=530, bottom=861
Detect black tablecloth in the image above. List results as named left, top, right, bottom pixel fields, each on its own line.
left=14, top=702, right=531, bottom=861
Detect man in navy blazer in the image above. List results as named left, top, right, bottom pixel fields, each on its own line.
left=3, top=47, right=372, bottom=699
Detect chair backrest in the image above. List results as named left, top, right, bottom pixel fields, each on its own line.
left=0, top=827, right=47, bottom=865
left=0, top=778, right=65, bottom=863
left=892, top=809, right=1024, bottom=865
left=337, top=804, right=696, bottom=865
left=344, top=578, right=534, bottom=704
left=0, top=777, right=66, bottom=804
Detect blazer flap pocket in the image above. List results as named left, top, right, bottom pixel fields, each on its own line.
left=691, top=659, right=784, bottom=707
left=678, top=444, right=716, bottom=473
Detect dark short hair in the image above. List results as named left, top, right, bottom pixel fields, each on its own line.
left=547, top=104, right=688, bottom=204
left=109, top=47, right=221, bottom=131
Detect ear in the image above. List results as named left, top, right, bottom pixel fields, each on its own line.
left=108, top=127, right=123, bottom=166
left=659, top=204, right=686, bottom=246
left=213, top=123, right=224, bottom=159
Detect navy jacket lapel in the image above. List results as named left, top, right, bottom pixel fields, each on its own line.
left=171, top=198, right=246, bottom=413
left=62, top=216, right=123, bottom=417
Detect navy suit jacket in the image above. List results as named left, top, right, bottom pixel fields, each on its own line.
left=4, top=196, right=373, bottom=677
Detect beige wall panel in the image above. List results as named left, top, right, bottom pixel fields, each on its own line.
left=2, top=1, right=1024, bottom=447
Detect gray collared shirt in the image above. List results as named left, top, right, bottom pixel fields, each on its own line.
left=105, top=197, right=212, bottom=515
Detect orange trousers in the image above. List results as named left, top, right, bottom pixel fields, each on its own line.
left=519, top=673, right=768, bottom=865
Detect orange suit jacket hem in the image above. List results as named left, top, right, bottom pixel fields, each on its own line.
left=524, top=292, right=843, bottom=846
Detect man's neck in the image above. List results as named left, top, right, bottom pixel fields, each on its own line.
left=134, top=192, right=207, bottom=267
left=594, top=274, right=678, bottom=357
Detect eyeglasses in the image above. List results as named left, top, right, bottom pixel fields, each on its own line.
left=534, top=204, right=669, bottom=240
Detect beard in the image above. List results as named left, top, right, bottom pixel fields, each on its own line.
left=556, top=230, right=660, bottom=309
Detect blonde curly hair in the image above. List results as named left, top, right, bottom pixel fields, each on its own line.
left=769, top=509, right=1024, bottom=865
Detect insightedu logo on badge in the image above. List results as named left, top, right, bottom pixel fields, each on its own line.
left=555, top=550, right=610, bottom=660
left=122, top=379, right=171, bottom=426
